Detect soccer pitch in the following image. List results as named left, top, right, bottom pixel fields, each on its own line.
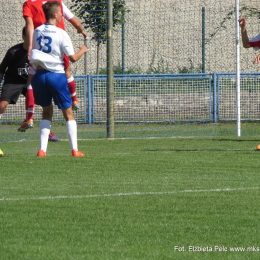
left=0, top=137, right=260, bottom=259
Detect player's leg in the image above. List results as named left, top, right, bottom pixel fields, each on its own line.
left=50, top=72, right=84, bottom=157
left=37, top=104, right=53, bottom=157
left=0, top=86, right=9, bottom=118
left=25, top=84, right=35, bottom=121
left=61, top=107, right=84, bottom=157
left=18, top=72, right=35, bottom=131
left=0, top=100, right=9, bottom=119
left=19, top=73, right=60, bottom=141
left=31, top=69, right=53, bottom=157
left=39, top=89, right=60, bottom=142
left=64, top=55, right=79, bottom=110
left=39, top=80, right=60, bottom=142
left=0, top=84, right=25, bottom=119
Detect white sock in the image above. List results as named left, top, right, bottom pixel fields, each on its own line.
left=39, top=120, right=51, bottom=152
left=66, top=120, right=77, bottom=150
left=0, top=114, right=2, bottom=119
left=67, top=76, right=74, bottom=83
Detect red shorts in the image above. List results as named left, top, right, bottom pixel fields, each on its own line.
left=63, top=55, right=70, bottom=69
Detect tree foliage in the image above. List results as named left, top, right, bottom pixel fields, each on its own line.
left=71, top=0, right=130, bottom=44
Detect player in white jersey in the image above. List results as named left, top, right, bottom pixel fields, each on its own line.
left=30, top=1, right=88, bottom=157
left=31, top=24, right=75, bottom=73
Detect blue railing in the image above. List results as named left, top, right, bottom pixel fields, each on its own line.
left=76, top=73, right=260, bottom=124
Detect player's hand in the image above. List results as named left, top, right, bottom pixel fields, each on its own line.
left=76, top=27, right=87, bottom=38
left=79, top=45, right=88, bottom=53
left=238, top=17, right=246, bottom=28
left=253, top=54, right=260, bottom=64
left=81, top=30, right=87, bottom=38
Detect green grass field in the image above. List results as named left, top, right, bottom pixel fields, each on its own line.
left=0, top=137, right=260, bottom=259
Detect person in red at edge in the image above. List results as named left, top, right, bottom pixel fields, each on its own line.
left=239, top=17, right=260, bottom=64
left=239, top=16, right=260, bottom=149
left=19, top=0, right=87, bottom=132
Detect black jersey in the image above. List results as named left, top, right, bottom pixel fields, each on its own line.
left=0, top=43, right=29, bottom=85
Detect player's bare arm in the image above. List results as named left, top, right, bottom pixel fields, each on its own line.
left=238, top=17, right=250, bottom=48
left=69, top=45, right=88, bottom=62
left=24, top=16, right=34, bottom=59
left=68, top=17, right=87, bottom=38
left=61, top=1, right=86, bottom=38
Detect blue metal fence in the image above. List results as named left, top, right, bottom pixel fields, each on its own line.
left=87, top=73, right=213, bottom=124
left=84, top=72, right=260, bottom=124
left=214, top=73, right=260, bottom=122
left=1, top=73, right=256, bottom=126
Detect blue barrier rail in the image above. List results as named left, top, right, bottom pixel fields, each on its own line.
left=76, top=73, right=260, bottom=124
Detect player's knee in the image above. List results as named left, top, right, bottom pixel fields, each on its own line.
left=0, top=101, right=9, bottom=112
left=62, top=107, right=74, bottom=121
left=42, top=107, right=53, bottom=121
left=65, top=68, right=72, bottom=78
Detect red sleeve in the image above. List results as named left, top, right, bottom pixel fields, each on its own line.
left=249, top=41, right=260, bottom=48
left=23, top=1, right=33, bottom=19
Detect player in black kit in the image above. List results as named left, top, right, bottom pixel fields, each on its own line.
left=0, top=27, right=59, bottom=141
left=0, top=27, right=28, bottom=117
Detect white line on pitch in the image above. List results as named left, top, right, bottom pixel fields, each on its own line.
left=0, top=187, right=258, bottom=202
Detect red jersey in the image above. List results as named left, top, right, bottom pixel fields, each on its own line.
left=23, top=0, right=65, bottom=30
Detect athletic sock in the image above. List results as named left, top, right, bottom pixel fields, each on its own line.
left=66, top=120, right=77, bottom=150
left=26, top=85, right=35, bottom=121
left=39, top=120, right=51, bottom=152
left=67, top=76, right=77, bottom=103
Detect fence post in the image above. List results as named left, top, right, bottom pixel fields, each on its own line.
left=202, top=7, right=206, bottom=73
left=107, top=0, right=115, bottom=138
left=87, top=75, right=92, bottom=124
left=213, top=73, right=217, bottom=123
left=122, top=18, right=125, bottom=74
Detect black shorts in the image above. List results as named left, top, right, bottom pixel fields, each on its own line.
left=0, top=84, right=27, bottom=104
